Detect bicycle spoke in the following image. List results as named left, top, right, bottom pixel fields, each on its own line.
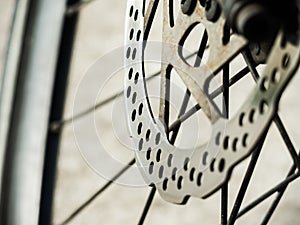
left=261, top=168, right=299, bottom=225
left=66, top=0, right=97, bottom=15
left=50, top=50, right=202, bottom=131
left=242, top=49, right=259, bottom=80
left=137, top=187, right=157, bottom=225
left=58, top=158, right=135, bottom=225
left=169, top=89, right=190, bottom=143
left=170, top=29, right=208, bottom=142
left=194, top=30, right=208, bottom=67
left=221, top=61, right=230, bottom=224
left=144, top=0, right=160, bottom=43
left=237, top=152, right=300, bottom=220
left=242, top=49, right=300, bottom=169
left=223, top=62, right=229, bottom=119
left=50, top=92, right=123, bottom=132
left=159, top=65, right=172, bottom=130
left=168, top=0, right=174, bottom=27
left=273, top=115, right=300, bottom=169
left=228, top=136, right=266, bottom=225
left=221, top=182, right=228, bottom=225
left=169, top=66, right=250, bottom=132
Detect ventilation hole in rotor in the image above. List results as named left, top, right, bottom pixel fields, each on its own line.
left=260, top=77, right=269, bottom=92
left=282, top=54, right=290, bottom=69
left=136, top=30, right=141, bottom=41
left=137, top=122, right=143, bottom=135
left=167, top=154, right=173, bottom=167
left=126, top=86, right=131, bottom=98
left=129, top=28, right=134, bottom=40
left=126, top=47, right=131, bottom=59
left=134, top=72, right=139, bottom=84
left=134, top=9, right=138, bottom=21
left=138, top=103, right=143, bottom=115
left=146, top=147, right=151, bottom=160
left=131, top=109, right=136, bottom=122
left=159, top=165, right=164, bottom=178
left=271, top=68, right=280, bottom=83
left=155, top=132, right=161, bottom=145
left=149, top=161, right=154, bottom=174
left=242, top=133, right=248, bottom=147
left=218, top=158, right=225, bottom=172
left=223, top=136, right=229, bottom=150
left=183, top=157, right=190, bottom=171
left=177, top=176, right=183, bottom=189
left=129, top=5, right=134, bottom=17
left=197, top=172, right=202, bottom=186
left=202, top=151, right=209, bottom=166
left=239, top=113, right=245, bottom=126
left=146, top=129, right=151, bottom=141
left=259, top=99, right=269, bottom=114
left=128, top=68, right=133, bottom=80
left=162, top=178, right=168, bottom=190
left=232, top=138, right=238, bottom=152
left=172, top=167, right=177, bottom=180
left=132, top=48, right=137, bottom=60
left=215, top=132, right=221, bottom=145
left=138, top=138, right=144, bottom=151
left=132, top=92, right=137, bottom=104
left=210, top=158, right=216, bottom=172
left=189, top=168, right=195, bottom=181
left=156, top=149, right=162, bottom=162
left=249, top=108, right=256, bottom=123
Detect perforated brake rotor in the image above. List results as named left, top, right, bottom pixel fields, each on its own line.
left=124, top=0, right=300, bottom=204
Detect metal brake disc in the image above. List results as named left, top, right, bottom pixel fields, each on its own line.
left=124, top=0, right=300, bottom=204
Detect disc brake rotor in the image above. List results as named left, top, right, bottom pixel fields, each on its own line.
left=124, top=0, right=300, bottom=204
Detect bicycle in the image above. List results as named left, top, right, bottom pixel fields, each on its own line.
left=0, top=0, right=299, bottom=224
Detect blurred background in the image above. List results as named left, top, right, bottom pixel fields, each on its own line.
left=1, top=0, right=300, bottom=225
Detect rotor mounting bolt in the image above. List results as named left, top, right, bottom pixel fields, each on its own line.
left=181, top=0, right=197, bottom=15
left=205, top=0, right=221, bottom=22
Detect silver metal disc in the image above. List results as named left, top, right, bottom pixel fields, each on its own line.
left=124, top=0, right=300, bottom=204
